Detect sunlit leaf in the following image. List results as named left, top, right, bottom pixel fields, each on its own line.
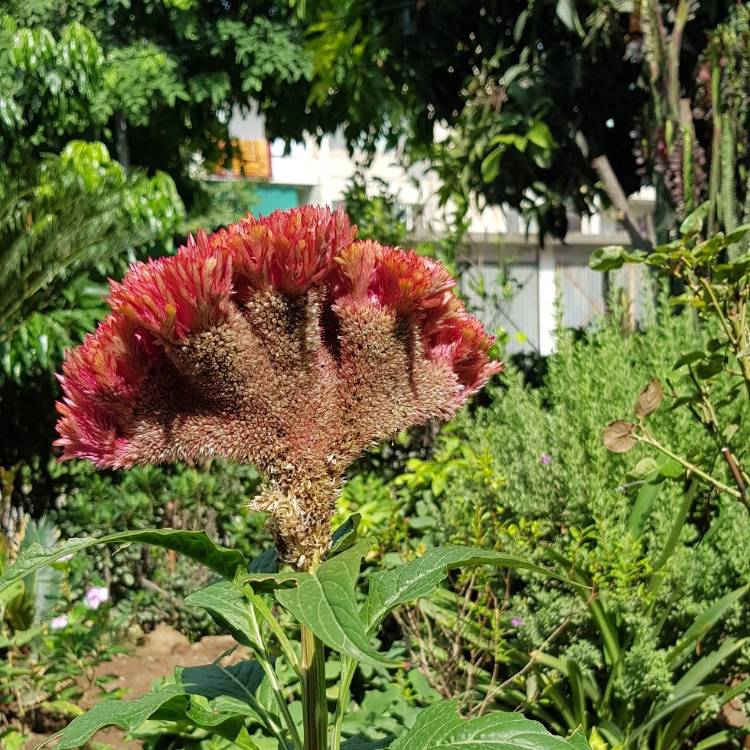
left=389, top=700, right=587, bottom=749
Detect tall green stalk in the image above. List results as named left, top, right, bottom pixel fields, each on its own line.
left=301, top=623, right=328, bottom=750
left=720, top=112, right=737, bottom=234
left=708, top=50, right=721, bottom=234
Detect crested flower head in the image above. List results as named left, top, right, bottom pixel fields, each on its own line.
left=56, top=207, right=502, bottom=566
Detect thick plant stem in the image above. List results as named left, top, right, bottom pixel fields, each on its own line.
left=301, top=623, right=328, bottom=750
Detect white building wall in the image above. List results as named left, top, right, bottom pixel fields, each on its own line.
left=228, top=109, right=653, bottom=355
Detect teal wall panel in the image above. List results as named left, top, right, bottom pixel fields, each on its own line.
left=252, top=184, right=300, bottom=216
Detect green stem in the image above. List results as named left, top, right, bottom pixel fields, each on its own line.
left=667, top=0, right=689, bottom=121
left=261, top=653, right=304, bottom=750
left=636, top=433, right=742, bottom=501
left=729, top=306, right=750, bottom=404
left=247, top=588, right=302, bottom=677
left=301, top=624, right=328, bottom=750
left=721, top=112, right=737, bottom=234
left=330, top=657, right=356, bottom=750
left=698, top=278, right=736, bottom=346
left=708, top=48, right=721, bottom=234
left=246, top=602, right=303, bottom=750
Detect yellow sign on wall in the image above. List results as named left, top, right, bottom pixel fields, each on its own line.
left=215, top=139, right=272, bottom=180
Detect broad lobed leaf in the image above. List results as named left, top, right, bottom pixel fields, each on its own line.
left=271, top=542, right=561, bottom=669
left=56, top=685, right=185, bottom=749
left=56, top=660, right=268, bottom=749
left=363, top=546, right=561, bottom=633
left=275, top=541, right=397, bottom=668
left=184, top=580, right=255, bottom=648
left=389, top=700, right=588, bottom=749
left=180, top=660, right=265, bottom=704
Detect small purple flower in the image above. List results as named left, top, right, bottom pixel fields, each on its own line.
left=84, top=586, right=109, bottom=610
left=50, top=614, right=69, bottom=631
left=540, top=452, right=552, bottom=466
left=510, top=617, right=525, bottom=628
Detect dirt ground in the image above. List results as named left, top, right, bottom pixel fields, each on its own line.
left=25, top=624, right=243, bottom=750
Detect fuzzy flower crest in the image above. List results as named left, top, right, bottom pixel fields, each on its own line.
left=56, top=207, right=501, bottom=564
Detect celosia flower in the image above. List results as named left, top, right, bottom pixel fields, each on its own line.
left=50, top=614, right=69, bottom=630
left=84, top=586, right=109, bottom=610
left=55, top=207, right=502, bottom=567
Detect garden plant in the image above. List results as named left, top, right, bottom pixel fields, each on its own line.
left=364, top=205, right=750, bottom=749
left=0, top=207, right=586, bottom=750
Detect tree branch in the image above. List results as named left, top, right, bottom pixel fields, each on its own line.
left=592, top=154, right=653, bottom=250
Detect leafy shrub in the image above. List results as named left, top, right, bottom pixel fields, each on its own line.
left=389, top=295, right=750, bottom=747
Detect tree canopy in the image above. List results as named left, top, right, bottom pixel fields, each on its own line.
left=0, top=1, right=310, bottom=204
left=284, top=0, right=744, bottom=241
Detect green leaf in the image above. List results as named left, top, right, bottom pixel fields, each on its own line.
left=184, top=701, right=260, bottom=750
left=567, top=658, right=587, bottom=732
left=545, top=550, right=620, bottom=666
left=679, top=202, right=709, bottom=236
left=628, top=458, right=658, bottom=479
left=513, top=10, right=528, bottom=41
left=363, top=546, right=564, bottom=633
left=342, top=738, right=391, bottom=749
left=651, top=481, right=699, bottom=574
left=527, top=121, right=556, bottom=150
left=185, top=580, right=254, bottom=648
left=0, top=624, right=43, bottom=649
left=481, top=148, right=503, bottom=183
left=530, top=651, right=600, bottom=703
left=567, top=728, right=591, bottom=750
left=673, top=350, right=705, bottom=368
left=589, top=246, right=645, bottom=272
left=694, top=731, right=736, bottom=750
left=630, top=689, right=708, bottom=743
left=694, top=234, right=725, bottom=261
left=658, top=459, right=685, bottom=479
left=148, top=694, right=263, bottom=750
left=726, top=223, right=750, bottom=244
left=330, top=513, right=362, bottom=557
left=179, top=660, right=264, bottom=704
left=628, top=473, right=663, bottom=538
left=0, top=529, right=246, bottom=596
left=237, top=538, right=284, bottom=587
left=56, top=685, right=185, bottom=749
left=490, top=133, right=529, bottom=151
left=276, top=541, right=396, bottom=668
left=242, top=568, right=301, bottom=592
left=656, top=691, right=711, bottom=750
left=248, top=547, right=279, bottom=574
left=673, top=637, right=745, bottom=697
left=389, top=700, right=586, bottom=749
